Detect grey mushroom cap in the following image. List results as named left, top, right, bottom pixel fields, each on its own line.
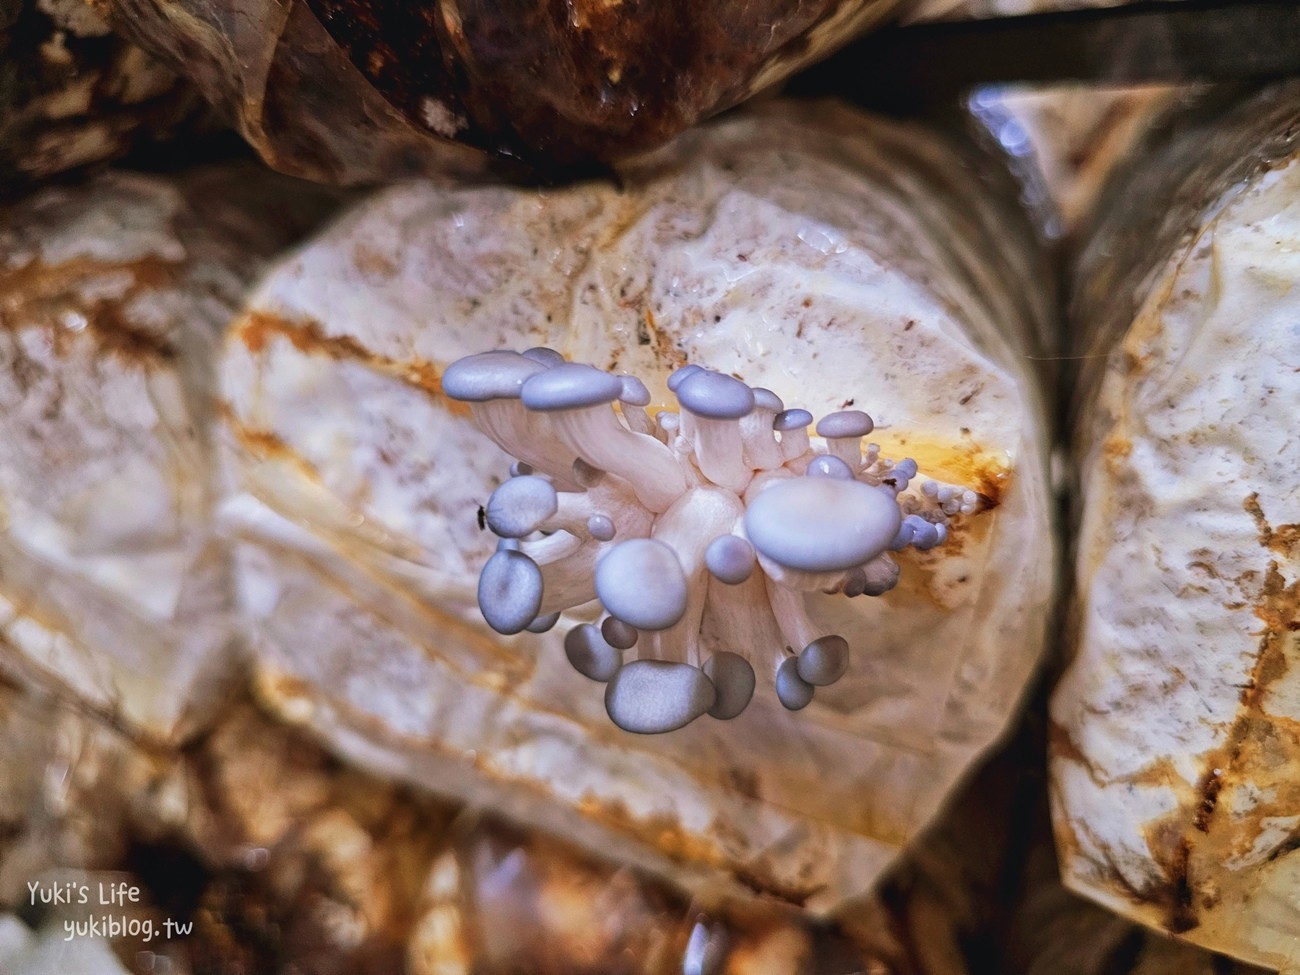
left=773, top=408, right=813, bottom=432
left=895, top=513, right=942, bottom=551
left=618, top=376, right=652, bottom=407
left=752, top=388, right=784, bottom=412
left=702, top=652, right=756, bottom=720
left=816, top=409, right=874, bottom=439
left=912, top=520, right=942, bottom=550
left=520, top=362, right=624, bottom=411
left=442, top=351, right=545, bottom=402
left=675, top=370, right=756, bottom=419
left=775, top=657, right=815, bottom=711
left=889, top=518, right=916, bottom=551
left=594, top=538, right=689, bottom=631
left=522, top=346, right=566, bottom=367
left=842, top=568, right=868, bottom=598
left=604, top=660, right=717, bottom=734
left=704, top=534, right=755, bottom=585
left=860, top=556, right=901, bottom=596
left=564, top=624, right=623, bottom=682
left=477, top=549, right=544, bottom=635
left=587, top=513, right=615, bottom=541
left=797, top=635, right=850, bottom=686
left=600, top=616, right=638, bottom=650
left=485, top=475, right=558, bottom=538
left=744, top=477, right=902, bottom=572
left=667, top=364, right=703, bottom=392
left=806, top=455, right=855, bottom=480
left=526, top=611, right=561, bottom=633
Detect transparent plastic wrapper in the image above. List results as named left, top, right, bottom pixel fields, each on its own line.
left=99, top=0, right=904, bottom=182
left=906, top=0, right=1186, bottom=21
left=0, top=0, right=204, bottom=195
left=0, top=167, right=340, bottom=741
left=219, top=99, right=1057, bottom=911
left=0, top=669, right=910, bottom=973
left=1053, top=82, right=1300, bottom=970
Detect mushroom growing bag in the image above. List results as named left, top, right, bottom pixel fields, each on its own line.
left=0, top=166, right=337, bottom=741
left=220, top=99, right=1057, bottom=910
left=1053, top=83, right=1300, bottom=969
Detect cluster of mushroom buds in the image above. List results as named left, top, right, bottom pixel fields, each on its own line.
left=444, top=349, right=976, bottom=735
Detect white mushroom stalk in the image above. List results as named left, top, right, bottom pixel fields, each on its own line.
left=446, top=350, right=968, bottom=734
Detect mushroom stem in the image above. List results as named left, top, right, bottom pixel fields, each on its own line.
left=765, top=577, right=819, bottom=654
left=619, top=403, right=656, bottom=436
left=551, top=407, right=685, bottom=512
left=471, top=401, right=580, bottom=490
left=824, top=436, right=862, bottom=469
left=741, top=411, right=783, bottom=470
left=774, top=409, right=813, bottom=462
left=692, top=417, right=752, bottom=493
left=647, top=486, right=743, bottom=666
left=617, top=376, right=656, bottom=436
left=536, top=540, right=602, bottom=614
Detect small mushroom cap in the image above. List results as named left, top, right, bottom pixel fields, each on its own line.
left=675, top=370, right=755, bottom=419
left=816, top=410, right=874, bottom=439
left=587, top=513, right=615, bottom=541
left=744, top=478, right=902, bottom=572
left=485, top=475, right=558, bottom=538
left=775, top=657, right=815, bottom=711
left=522, top=346, right=566, bottom=367
left=751, top=388, right=784, bottom=412
left=526, top=612, right=561, bottom=633
left=509, top=461, right=534, bottom=477
left=860, top=555, right=901, bottom=596
left=705, top=534, right=755, bottom=585
left=888, top=518, right=916, bottom=551
left=841, top=567, right=868, bottom=597
left=564, top=624, right=623, bottom=682
left=595, top=538, right=689, bottom=630
left=797, top=635, right=850, bottom=686
left=893, top=458, right=918, bottom=480
left=618, top=376, right=652, bottom=407
left=443, top=351, right=545, bottom=402
left=667, top=364, right=703, bottom=392
left=702, top=652, right=755, bottom=720
left=773, top=408, right=813, bottom=432
left=896, top=513, right=941, bottom=551
left=911, top=518, right=942, bottom=551
left=806, top=455, right=854, bottom=480
left=521, top=363, right=623, bottom=411
left=477, top=549, right=544, bottom=635
left=604, top=660, right=716, bottom=734
left=600, top=616, right=638, bottom=650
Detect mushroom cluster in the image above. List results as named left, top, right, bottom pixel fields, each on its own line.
left=447, top=349, right=978, bottom=734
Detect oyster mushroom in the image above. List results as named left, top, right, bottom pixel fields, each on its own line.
left=219, top=99, right=1057, bottom=910
left=452, top=353, right=954, bottom=729
left=1052, top=82, right=1300, bottom=970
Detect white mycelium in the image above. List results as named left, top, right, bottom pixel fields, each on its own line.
left=445, top=350, right=978, bottom=734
